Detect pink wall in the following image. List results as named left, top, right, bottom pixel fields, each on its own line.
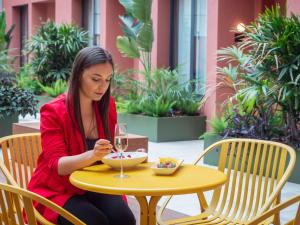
left=204, top=0, right=256, bottom=129
left=55, top=0, right=72, bottom=24
left=101, top=0, right=133, bottom=72
left=151, top=0, right=170, bottom=69
left=204, top=0, right=218, bottom=129
left=287, top=0, right=300, bottom=16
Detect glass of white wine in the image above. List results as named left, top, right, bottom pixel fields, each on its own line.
left=114, top=123, right=129, bottom=178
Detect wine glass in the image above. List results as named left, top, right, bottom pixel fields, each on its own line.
left=114, top=123, right=129, bottom=178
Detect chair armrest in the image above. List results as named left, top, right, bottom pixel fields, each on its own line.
left=247, top=195, right=300, bottom=225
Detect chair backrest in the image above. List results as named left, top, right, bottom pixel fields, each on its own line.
left=0, top=133, right=42, bottom=188
left=247, top=195, right=300, bottom=225
left=0, top=182, right=85, bottom=225
left=197, top=138, right=296, bottom=223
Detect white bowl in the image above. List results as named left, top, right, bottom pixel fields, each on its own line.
left=101, top=152, right=148, bottom=170
left=151, top=159, right=184, bottom=175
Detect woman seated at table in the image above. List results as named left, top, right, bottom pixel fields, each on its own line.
left=27, top=46, right=136, bottom=225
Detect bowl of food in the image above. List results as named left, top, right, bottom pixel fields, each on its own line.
left=151, top=157, right=184, bottom=175
left=102, top=152, right=148, bottom=170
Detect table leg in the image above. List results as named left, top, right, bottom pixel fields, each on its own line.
left=135, top=196, right=148, bottom=225
left=148, top=196, right=161, bottom=225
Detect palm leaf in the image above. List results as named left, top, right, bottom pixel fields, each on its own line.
left=119, top=15, right=142, bottom=40
left=137, top=21, right=153, bottom=52
left=116, top=36, right=140, bottom=58
left=132, top=0, right=152, bottom=23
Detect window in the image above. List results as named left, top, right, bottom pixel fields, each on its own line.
left=20, top=5, right=28, bottom=66
left=171, top=0, right=207, bottom=95
left=82, top=0, right=100, bottom=46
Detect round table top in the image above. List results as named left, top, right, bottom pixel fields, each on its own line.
left=70, top=162, right=227, bottom=196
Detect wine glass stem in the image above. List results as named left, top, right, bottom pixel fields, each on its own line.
left=120, top=152, right=124, bottom=178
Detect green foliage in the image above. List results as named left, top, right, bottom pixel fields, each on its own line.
left=0, top=11, right=15, bottom=51
left=119, top=68, right=204, bottom=117
left=117, top=0, right=153, bottom=74
left=38, top=79, right=67, bottom=98
left=0, top=72, right=37, bottom=118
left=199, top=116, right=228, bottom=139
left=0, top=11, right=15, bottom=73
left=16, top=64, right=43, bottom=95
left=217, top=5, right=300, bottom=149
left=28, top=21, right=89, bottom=86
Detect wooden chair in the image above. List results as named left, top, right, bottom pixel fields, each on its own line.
left=247, top=195, right=300, bottom=225
left=0, top=133, right=50, bottom=224
left=0, top=182, right=85, bottom=225
left=0, top=133, right=42, bottom=187
left=157, top=138, right=296, bottom=225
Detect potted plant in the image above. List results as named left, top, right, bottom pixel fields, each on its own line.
left=115, top=0, right=206, bottom=142
left=25, top=21, right=88, bottom=109
left=0, top=72, right=38, bottom=137
left=204, top=5, right=300, bottom=183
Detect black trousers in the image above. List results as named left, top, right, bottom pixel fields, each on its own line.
left=57, top=192, right=136, bottom=225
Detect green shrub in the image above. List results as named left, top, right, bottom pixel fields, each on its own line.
left=16, top=64, right=43, bottom=95
left=28, top=21, right=89, bottom=86
left=38, top=79, right=67, bottom=98
left=217, top=5, right=300, bottom=149
left=0, top=72, right=37, bottom=118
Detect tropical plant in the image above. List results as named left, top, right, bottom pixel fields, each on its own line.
left=0, top=11, right=15, bottom=72
left=0, top=72, right=38, bottom=118
left=0, top=11, right=15, bottom=51
left=28, top=21, right=89, bottom=86
left=123, top=68, right=204, bottom=117
left=117, top=0, right=153, bottom=75
left=217, top=5, right=300, bottom=149
left=37, top=79, right=67, bottom=98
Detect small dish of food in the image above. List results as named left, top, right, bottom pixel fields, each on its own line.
left=151, top=157, right=184, bottom=175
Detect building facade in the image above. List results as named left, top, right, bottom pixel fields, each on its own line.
left=2, top=0, right=299, bottom=126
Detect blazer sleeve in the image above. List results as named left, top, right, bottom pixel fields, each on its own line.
left=40, top=104, right=68, bottom=173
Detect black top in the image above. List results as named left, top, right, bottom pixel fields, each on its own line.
left=86, top=138, right=98, bottom=150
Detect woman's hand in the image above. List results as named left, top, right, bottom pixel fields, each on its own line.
left=58, top=139, right=113, bottom=175
left=93, top=139, right=113, bottom=160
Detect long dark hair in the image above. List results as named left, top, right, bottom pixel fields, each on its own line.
left=67, top=46, right=114, bottom=150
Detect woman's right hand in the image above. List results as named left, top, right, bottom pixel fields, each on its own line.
left=92, top=139, right=113, bottom=160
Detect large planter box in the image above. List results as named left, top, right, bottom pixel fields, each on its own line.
left=35, top=95, right=54, bottom=111
left=118, top=113, right=206, bottom=142
left=0, top=114, right=18, bottom=137
left=203, top=134, right=223, bottom=166
left=203, top=134, right=300, bottom=184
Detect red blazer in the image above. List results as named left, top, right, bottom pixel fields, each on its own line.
left=27, top=94, right=117, bottom=223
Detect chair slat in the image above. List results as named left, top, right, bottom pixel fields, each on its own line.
left=20, top=137, right=30, bottom=188
left=269, top=146, right=280, bottom=195
left=12, top=193, right=26, bottom=225
left=236, top=141, right=255, bottom=220
left=261, top=144, right=274, bottom=206
left=224, top=141, right=243, bottom=216
left=26, top=136, right=35, bottom=175
left=0, top=190, right=9, bottom=225
left=252, top=143, right=268, bottom=217
left=1, top=142, right=10, bottom=174
left=231, top=142, right=249, bottom=217
left=13, top=138, right=25, bottom=189
left=4, top=191, right=17, bottom=225
left=8, top=139, right=18, bottom=184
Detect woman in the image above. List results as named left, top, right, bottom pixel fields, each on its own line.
left=27, top=47, right=136, bottom=225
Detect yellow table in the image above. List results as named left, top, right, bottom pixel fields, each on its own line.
left=70, top=162, right=227, bottom=225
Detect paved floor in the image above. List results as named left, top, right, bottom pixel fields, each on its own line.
left=19, top=114, right=300, bottom=223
